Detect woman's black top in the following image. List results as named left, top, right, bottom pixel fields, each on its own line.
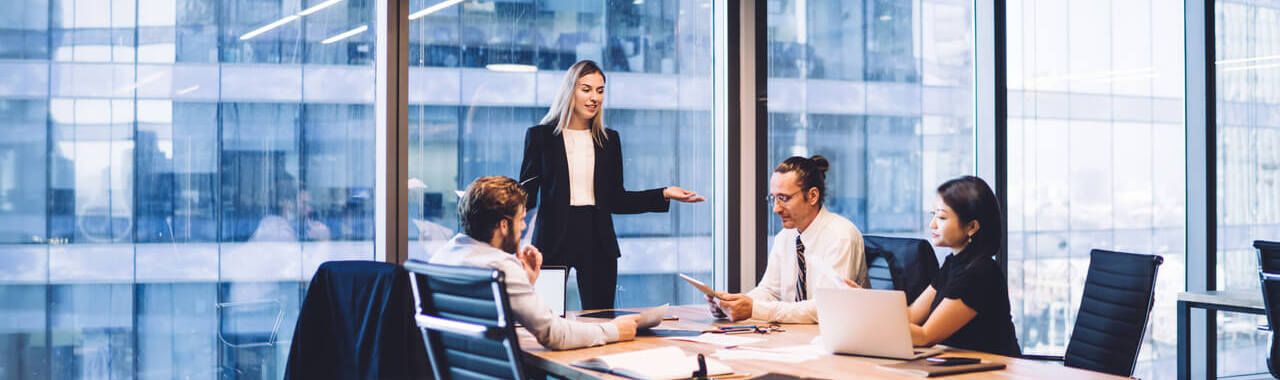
left=928, top=250, right=1021, bottom=356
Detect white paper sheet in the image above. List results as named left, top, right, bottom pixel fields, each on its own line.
left=663, top=333, right=766, bottom=347
left=637, top=304, right=669, bottom=330
left=573, top=346, right=733, bottom=380
left=712, top=348, right=821, bottom=363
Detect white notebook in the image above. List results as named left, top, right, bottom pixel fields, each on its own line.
left=571, top=346, right=732, bottom=380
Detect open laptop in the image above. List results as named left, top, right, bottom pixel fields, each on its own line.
left=815, top=288, right=945, bottom=360
left=532, top=265, right=568, bottom=317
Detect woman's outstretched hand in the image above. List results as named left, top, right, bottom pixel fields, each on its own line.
left=663, top=186, right=706, bottom=203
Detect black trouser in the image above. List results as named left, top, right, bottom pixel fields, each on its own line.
left=556, top=206, right=617, bottom=311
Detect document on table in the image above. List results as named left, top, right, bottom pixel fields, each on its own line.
left=713, top=343, right=827, bottom=363
left=637, top=304, right=669, bottom=330
left=713, top=347, right=823, bottom=364
left=663, top=333, right=765, bottom=347
left=571, top=346, right=733, bottom=380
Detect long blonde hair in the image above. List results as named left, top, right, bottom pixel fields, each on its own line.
left=539, top=60, right=607, bottom=146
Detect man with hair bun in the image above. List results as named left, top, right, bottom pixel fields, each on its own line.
left=705, top=155, right=868, bottom=324
left=429, top=176, right=642, bottom=350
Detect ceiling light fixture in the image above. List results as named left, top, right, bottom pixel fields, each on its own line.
left=409, top=0, right=465, bottom=20
left=322, top=25, right=368, bottom=44
left=240, top=15, right=300, bottom=40
left=1221, top=62, right=1280, bottom=72
left=240, top=0, right=344, bottom=41
left=485, top=64, right=538, bottom=73
left=1216, top=54, right=1280, bottom=65
left=298, top=0, right=342, bottom=16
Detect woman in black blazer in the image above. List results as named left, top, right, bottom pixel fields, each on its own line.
left=519, top=60, right=704, bottom=310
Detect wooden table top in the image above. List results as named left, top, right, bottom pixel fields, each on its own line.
left=1177, top=290, right=1265, bottom=311
left=518, top=305, right=1127, bottom=380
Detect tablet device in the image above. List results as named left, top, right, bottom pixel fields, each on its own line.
left=577, top=310, right=639, bottom=318
left=679, top=273, right=720, bottom=299
left=533, top=265, right=568, bottom=317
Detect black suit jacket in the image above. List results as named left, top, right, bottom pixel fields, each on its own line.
left=519, top=124, right=669, bottom=261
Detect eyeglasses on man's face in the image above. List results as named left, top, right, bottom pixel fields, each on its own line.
left=765, top=190, right=804, bottom=205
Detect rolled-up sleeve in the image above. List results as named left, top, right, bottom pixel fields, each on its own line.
left=750, top=299, right=818, bottom=324
left=492, top=259, right=619, bottom=350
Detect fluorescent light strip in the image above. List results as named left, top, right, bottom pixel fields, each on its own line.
left=1221, top=62, right=1280, bottom=72
left=322, top=25, right=368, bottom=44
left=298, top=0, right=342, bottom=16
left=409, top=0, right=464, bottom=20
left=240, top=14, right=299, bottom=40
left=175, top=85, right=200, bottom=95
left=485, top=64, right=537, bottom=72
left=116, top=72, right=167, bottom=94
left=1216, top=54, right=1280, bottom=65
left=240, top=0, right=344, bottom=41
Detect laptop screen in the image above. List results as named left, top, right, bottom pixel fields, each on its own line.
left=533, top=266, right=567, bottom=317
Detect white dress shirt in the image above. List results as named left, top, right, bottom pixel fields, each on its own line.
left=428, top=233, right=620, bottom=350
left=745, top=207, right=868, bottom=323
left=563, top=129, right=596, bottom=206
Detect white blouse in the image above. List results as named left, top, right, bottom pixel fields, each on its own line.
left=563, top=129, right=596, bottom=206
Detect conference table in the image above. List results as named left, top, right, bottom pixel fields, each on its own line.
left=517, top=305, right=1125, bottom=379
left=1176, top=290, right=1267, bottom=380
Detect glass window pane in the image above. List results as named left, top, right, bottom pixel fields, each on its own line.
left=0, top=0, right=379, bottom=378
left=765, top=0, right=974, bottom=250
left=1007, top=0, right=1186, bottom=378
left=407, top=0, right=720, bottom=310
left=1215, top=0, right=1279, bottom=376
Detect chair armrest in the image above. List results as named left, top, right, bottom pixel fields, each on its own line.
left=1021, top=354, right=1065, bottom=362
left=1261, top=324, right=1271, bottom=332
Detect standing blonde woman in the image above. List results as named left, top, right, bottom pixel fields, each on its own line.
left=519, top=60, right=705, bottom=310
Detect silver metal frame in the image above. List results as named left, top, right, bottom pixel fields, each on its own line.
left=1182, top=0, right=1215, bottom=378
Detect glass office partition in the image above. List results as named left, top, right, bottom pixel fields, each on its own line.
left=1214, top=0, right=1280, bottom=375
left=764, top=0, right=976, bottom=252
left=0, top=0, right=379, bottom=378
left=1005, top=0, right=1186, bottom=378
left=405, top=0, right=719, bottom=309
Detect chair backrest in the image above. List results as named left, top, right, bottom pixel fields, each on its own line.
left=1062, top=249, right=1163, bottom=377
left=1255, top=240, right=1280, bottom=378
left=863, top=235, right=939, bottom=303
left=404, top=259, right=526, bottom=380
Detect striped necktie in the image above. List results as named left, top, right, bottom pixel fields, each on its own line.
left=795, top=235, right=807, bottom=301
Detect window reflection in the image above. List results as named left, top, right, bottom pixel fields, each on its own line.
left=765, top=0, right=974, bottom=242
left=0, top=0, right=377, bottom=378
left=405, top=0, right=718, bottom=310
left=1215, top=0, right=1280, bottom=377
left=1006, top=0, right=1187, bottom=378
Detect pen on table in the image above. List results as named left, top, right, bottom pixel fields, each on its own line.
left=723, top=344, right=775, bottom=352
left=712, top=373, right=752, bottom=380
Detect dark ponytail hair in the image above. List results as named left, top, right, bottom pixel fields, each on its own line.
left=774, top=155, right=830, bottom=205
left=936, top=175, right=1002, bottom=257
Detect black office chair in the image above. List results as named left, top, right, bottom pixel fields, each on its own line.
left=404, top=259, right=527, bottom=380
left=1255, top=240, right=1280, bottom=378
left=863, top=235, right=939, bottom=303
left=1029, top=249, right=1162, bottom=377
left=284, top=261, right=430, bottom=379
